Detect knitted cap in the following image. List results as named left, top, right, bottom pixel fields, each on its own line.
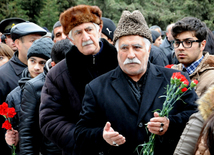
left=101, top=17, right=116, bottom=41
left=27, top=37, right=54, bottom=60
left=113, top=10, right=152, bottom=44
left=60, top=5, right=103, bottom=35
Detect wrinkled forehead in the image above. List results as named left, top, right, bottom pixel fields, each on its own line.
left=72, top=22, right=96, bottom=32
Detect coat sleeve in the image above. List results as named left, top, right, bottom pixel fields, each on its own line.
left=173, top=112, right=204, bottom=155
left=39, top=73, right=76, bottom=153
left=19, top=82, right=41, bottom=155
left=5, top=87, right=21, bottom=131
left=74, top=84, right=108, bottom=154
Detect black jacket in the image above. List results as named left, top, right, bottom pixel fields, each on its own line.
left=39, top=39, right=118, bottom=155
left=150, top=45, right=169, bottom=66
left=74, top=64, right=198, bottom=155
left=19, top=60, right=61, bottom=155
left=0, top=51, right=27, bottom=155
left=5, top=67, right=32, bottom=155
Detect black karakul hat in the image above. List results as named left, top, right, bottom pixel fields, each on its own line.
left=0, top=17, right=26, bottom=35
left=10, top=22, right=47, bottom=41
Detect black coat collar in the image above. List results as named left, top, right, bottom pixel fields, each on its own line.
left=66, top=38, right=118, bottom=99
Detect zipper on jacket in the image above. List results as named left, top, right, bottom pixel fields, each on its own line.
left=93, top=55, right=95, bottom=64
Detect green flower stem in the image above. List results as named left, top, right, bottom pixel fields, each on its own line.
left=12, top=144, right=16, bottom=155
left=136, top=79, right=195, bottom=155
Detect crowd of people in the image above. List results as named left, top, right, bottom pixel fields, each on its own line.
left=0, top=4, right=214, bottom=155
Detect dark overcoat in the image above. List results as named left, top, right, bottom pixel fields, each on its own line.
left=19, top=64, right=61, bottom=155
left=74, top=63, right=198, bottom=155
left=39, top=39, right=118, bottom=155
left=0, top=51, right=27, bottom=155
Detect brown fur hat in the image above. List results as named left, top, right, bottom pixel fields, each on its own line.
left=59, top=5, right=103, bottom=35
left=113, top=10, right=152, bottom=44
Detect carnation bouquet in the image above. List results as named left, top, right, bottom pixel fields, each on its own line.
left=135, top=72, right=198, bottom=155
left=0, top=102, right=17, bottom=155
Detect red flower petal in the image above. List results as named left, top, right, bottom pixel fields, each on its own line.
left=2, top=120, right=12, bottom=130
left=181, top=87, right=188, bottom=92
left=165, top=64, right=174, bottom=68
left=7, top=107, right=16, bottom=118
left=0, top=102, right=9, bottom=116
left=193, top=79, right=198, bottom=85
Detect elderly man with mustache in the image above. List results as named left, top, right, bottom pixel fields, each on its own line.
left=39, top=5, right=118, bottom=155
left=74, top=10, right=198, bottom=155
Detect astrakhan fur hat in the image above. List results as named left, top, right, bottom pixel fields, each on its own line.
left=113, top=10, right=152, bottom=44
left=59, top=5, right=103, bottom=35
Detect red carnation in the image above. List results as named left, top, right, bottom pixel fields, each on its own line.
left=193, top=79, right=198, bottom=85
left=0, top=102, right=9, bottom=116
left=183, top=79, right=189, bottom=86
left=172, top=72, right=187, bottom=82
left=165, top=64, right=174, bottom=68
left=2, top=120, right=12, bottom=130
left=190, top=79, right=199, bottom=88
left=181, top=87, right=188, bottom=92
left=7, top=107, right=16, bottom=118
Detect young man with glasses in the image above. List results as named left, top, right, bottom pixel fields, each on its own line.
left=171, top=17, right=214, bottom=97
left=172, top=17, right=214, bottom=155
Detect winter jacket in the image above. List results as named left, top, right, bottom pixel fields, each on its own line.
left=174, top=84, right=214, bottom=155
left=160, top=37, right=174, bottom=56
left=39, top=39, right=118, bottom=155
left=0, top=51, right=27, bottom=155
left=172, top=52, right=214, bottom=97
left=149, top=45, right=169, bottom=66
left=19, top=59, right=61, bottom=155
left=195, top=137, right=210, bottom=155
left=5, top=67, right=32, bottom=155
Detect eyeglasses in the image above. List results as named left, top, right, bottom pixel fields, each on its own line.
left=172, top=40, right=201, bottom=48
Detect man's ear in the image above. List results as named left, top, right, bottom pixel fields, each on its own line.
left=14, top=39, right=20, bottom=49
left=200, top=40, right=206, bottom=51
left=51, top=61, right=56, bottom=67
left=148, top=44, right=151, bottom=54
left=67, top=35, right=75, bottom=45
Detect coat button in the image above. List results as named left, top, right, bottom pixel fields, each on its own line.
left=138, top=122, right=143, bottom=127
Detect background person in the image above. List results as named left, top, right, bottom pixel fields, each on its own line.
left=172, top=17, right=214, bottom=155
left=52, top=21, right=66, bottom=43
left=0, top=42, right=14, bottom=66
left=5, top=37, right=53, bottom=155
left=0, top=21, right=46, bottom=155
left=0, top=17, right=26, bottom=52
left=151, top=30, right=162, bottom=47
left=101, top=17, right=116, bottom=44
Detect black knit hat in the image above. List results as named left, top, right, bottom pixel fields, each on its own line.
left=101, top=17, right=116, bottom=41
left=27, top=37, right=54, bottom=60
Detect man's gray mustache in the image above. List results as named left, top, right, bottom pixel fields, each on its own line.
left=82, top=40, right=93, bottom=46
left=123, top=58, right=141, bottom=65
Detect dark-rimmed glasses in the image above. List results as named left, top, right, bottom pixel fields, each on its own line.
left=172, top=40, right=201, bottom=48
